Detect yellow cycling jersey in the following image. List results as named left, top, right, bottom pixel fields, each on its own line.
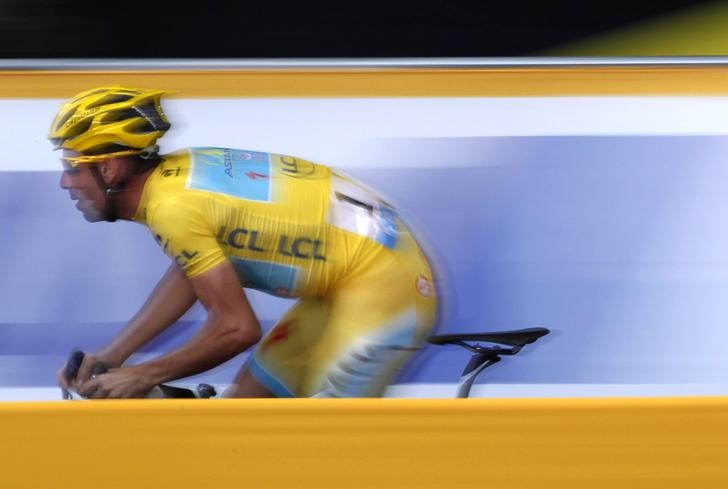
left=133, top=147, right=401, bottom=298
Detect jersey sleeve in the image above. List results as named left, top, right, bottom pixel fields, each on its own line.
left=145, top=196, right=227, bottom=278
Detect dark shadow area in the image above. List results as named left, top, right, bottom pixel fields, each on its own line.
left=0, top=0, right=714, bottom=58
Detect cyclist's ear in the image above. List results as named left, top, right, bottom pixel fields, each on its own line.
left=98, top=157, right=133, bottom=186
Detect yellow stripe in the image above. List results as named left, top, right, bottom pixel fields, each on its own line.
left=3, top=66, right=728, bottom=97
left=2, top=397, right=728, bottom=488
left=545, top=3, right=728, bottom=56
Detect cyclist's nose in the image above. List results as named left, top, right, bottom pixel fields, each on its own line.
left=59, top=171, right=71, bottom=190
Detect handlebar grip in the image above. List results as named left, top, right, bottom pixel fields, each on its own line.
left=64, top=349, right=85, bottom=381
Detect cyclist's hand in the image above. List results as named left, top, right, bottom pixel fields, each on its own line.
left=57, top=352, right=108, bottom=391
left=78, top=366, right=155, bottom=399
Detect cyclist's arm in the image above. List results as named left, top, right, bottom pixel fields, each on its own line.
left=101, top=262, right=198, bottom=366
left=78, top=259, right=260, bottom=397
left=141, top=259, right=261, bottom=384
left=60, top=262, right=197, bottom=388
left=102, top=198, right=227, bottom=368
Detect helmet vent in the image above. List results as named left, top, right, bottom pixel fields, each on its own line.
left=55, top=106, right=78, bottom=130
left=63, top=118, right=93, bottom=140
left=86, top=94, right=134, bottom=110
left=102, top=108, right=137, bottom=123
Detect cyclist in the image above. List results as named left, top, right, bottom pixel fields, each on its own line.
left=51, top=86, right=438, bottom=398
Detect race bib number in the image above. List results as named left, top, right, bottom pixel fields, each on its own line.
left=328, top=174, right=398, bottom=249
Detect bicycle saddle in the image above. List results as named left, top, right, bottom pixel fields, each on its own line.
left=427, top=327, right=549, bottom=347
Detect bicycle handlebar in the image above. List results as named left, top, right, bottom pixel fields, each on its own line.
left=61, top=349, right=217, bottom=400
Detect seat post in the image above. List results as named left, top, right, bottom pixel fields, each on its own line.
left=457, top=352, right=502, bottom=398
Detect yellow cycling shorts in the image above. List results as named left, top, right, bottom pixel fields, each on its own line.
left=246, top=226, right=438, bottom=397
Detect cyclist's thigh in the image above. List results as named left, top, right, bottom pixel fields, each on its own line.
left=303, top=245, right=438, bottom=397
left=246, top=298, right=330, bottom=397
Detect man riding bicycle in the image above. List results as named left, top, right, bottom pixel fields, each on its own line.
left=51, top=86, right=438, bottom=398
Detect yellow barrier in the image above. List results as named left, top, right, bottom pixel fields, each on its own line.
left=1, top=397, right=727, bottom=488
left=3, top=66, right=728, bottom=98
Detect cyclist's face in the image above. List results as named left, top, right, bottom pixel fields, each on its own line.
left=59, top=152, right=107, bottom=222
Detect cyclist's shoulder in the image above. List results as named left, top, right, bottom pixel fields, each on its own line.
left=159, top=146, right=335, bottom=171
left=162, top=146, right=282, bottom=159
left=140, top=157, right=209, bottom=221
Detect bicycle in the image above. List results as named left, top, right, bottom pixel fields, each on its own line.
left=61, top=327, right=550, bottom=400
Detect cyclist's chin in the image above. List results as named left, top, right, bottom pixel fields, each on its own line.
left=82, top=213, right=104, bottom=223
left=75, top=201, right=104, bottom=222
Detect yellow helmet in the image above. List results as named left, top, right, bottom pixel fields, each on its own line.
left=48, top=86, right=171, bottom=164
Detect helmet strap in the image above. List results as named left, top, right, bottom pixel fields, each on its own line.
left=104, top=187, right=125, bottom=223
left=88, top=165, right=122, bottom=222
